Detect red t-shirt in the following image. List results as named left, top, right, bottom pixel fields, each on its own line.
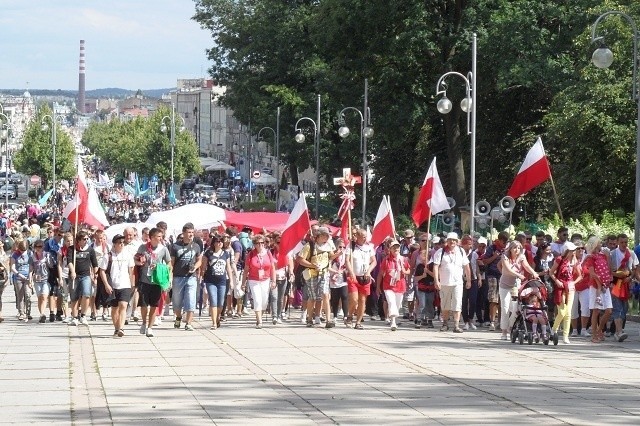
left=380, top=255, right=409, bottom=293
left=246, top=249, right=275, bottom=281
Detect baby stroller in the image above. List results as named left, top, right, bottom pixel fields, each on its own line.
left=510, top=279, right=558, bottom=346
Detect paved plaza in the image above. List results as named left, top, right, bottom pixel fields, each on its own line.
left=1, top=290, right=640, bottom=425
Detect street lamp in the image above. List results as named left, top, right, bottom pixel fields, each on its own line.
left=435, top=33, right=477, bottom=235
left=338, top=80, right=374, bottom=225
left=160, top=103, right=185, bottom=201
left=295, top=95, right=322, bottom=218
left=257, top=110, right=281, bottom=209
left=591, top=11, right=640, bottom=244
left=0, top=112, right=13, bottom=207
left=41, top=110, right=65, bottom=193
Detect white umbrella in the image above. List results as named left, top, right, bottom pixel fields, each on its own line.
left=205, top=162, right=235, bottom=172
left=250, top=173, right=277, bottom=186
left=145, top=203, right=227, bottom=236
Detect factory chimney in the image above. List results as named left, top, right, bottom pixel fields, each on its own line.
left=78, top=40, right=86, bottom=114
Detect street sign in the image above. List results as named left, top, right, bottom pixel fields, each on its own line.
left=230, top=170, right=240, bottom=178
left=252, top=170, right=261, bottom=179
left=30, top=175, right=41, bottom=186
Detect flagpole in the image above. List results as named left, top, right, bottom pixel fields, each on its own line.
left=72, top=176, right=80, bottom=267
left=548, top=174, right=564, bottom=224
left=425, top=215, right=432, bottom=259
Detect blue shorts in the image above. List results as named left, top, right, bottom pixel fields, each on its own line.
left=172, top=276, right=197, bottom=313
left=71, top=276, right=92, bottom=301
left=611, top=295, right=628, bottom=321
left=206, top=282, right=227, bottom=308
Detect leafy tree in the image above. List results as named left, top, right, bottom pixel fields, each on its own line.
left=13, top=105, right=76, bottom=187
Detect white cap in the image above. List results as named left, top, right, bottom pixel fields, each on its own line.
left=446, top=232, right=459, bottom=241
left=564, top=242, right=577, bottom=252
left=477, top=237, right=488, bottom=245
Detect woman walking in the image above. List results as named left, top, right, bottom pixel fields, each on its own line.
left=549, top=242, right=582, bottom=344
left=202, top=234, right=234, bottom=330
left=378, top=240, right=410, bottom=331
left=29, top=240, right=52, bottom=323
left=241, top=235, right=276, bottom=328
left=10, top=240, right=32, bottom=322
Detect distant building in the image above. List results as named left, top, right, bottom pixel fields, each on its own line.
left=117, top=90, right=161, bottom=120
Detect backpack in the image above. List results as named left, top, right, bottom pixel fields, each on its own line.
left=294, top=241, right=315, bottom=289
left=0, top=263, right=7, bottom=282
left=239, top=232, right=253, bottom=252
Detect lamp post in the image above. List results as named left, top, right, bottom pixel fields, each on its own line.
left=338, top=80, right=374, bottom=225
left=41, top=110, right=65, bottom=193
left=591, top=12, right=640, bottom=244
left=257, top=108, right=281, bottom=210
left=435, top=33, right=477, bottom=235
left=0, top=112, right=12, bottom=207
left=295, top=95, right=321, bottom=218
left=160, top=103, right=185, bottom=200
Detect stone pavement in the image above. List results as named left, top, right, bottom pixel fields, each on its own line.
left=1, top=291, right=640, bottom=425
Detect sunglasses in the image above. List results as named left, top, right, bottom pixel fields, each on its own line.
left=212, top=239, right=223, bottom=243
left=419, top=239, right=429, bottom=242
left=526, top=238, right=532, bottom=241
left=34, top=245, right=44, bottom=248
left=255, top=241, right=265, bottom=244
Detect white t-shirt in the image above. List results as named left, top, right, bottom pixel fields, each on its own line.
left=347, top=243, right=375, bottom=276
left=610, top=248, right=639, bottom=271
left=99, top=250, right=134, bottom=289
left=433, top=247, right=469, bottom=287
left=551, top=241, right=567, bottom=257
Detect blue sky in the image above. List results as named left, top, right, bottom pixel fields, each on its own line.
left=0, top=0, right=213, bottom=90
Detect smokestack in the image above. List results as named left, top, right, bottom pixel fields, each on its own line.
left=78, top=39, right=86, bottom=114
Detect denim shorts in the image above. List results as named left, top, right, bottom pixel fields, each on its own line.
left=611, top=295, right=628, bottom=321
left=172, top=276, right=198, bottom=313
left=34, top=281, right=50, bottom=297
left=206, top=282, right=227, bottom=308
left=71, top=275, right=92, bottom=301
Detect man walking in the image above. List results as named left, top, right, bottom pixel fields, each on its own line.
left=433, top=232, right=471, bottom=333
left=99, top=234, right=135, bottom=337
left=171, top=223, right=203, bottom=331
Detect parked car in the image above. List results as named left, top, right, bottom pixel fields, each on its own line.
left=194, top=184, right=216, bottom=196
left=216, top=187, right=231, bottom=201
left=9, top=173, right=23, bottom=184
left=0, top=184, right=17, bottom=199
left=180, top=178, right=196, bottom=196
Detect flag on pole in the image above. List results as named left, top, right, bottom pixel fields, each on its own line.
left=411, top=158, right=450, bottom=227
left=506, top=137, right=552, bottom=199
left=38, top=188, right=54, bottom=206
left=62, top=157, right=109, bottom=229
left=62, top=157, right=89, bottom=222
left=277, top=193, right=311, bottom=268
left=371, top=195, right=396, bottom=246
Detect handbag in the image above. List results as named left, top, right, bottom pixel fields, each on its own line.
left=233, top=284, right=245, bottom=299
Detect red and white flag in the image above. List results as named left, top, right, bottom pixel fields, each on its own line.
left=63, top=157, right=109, bottom=229
left=371, top=195, right=395, bottom=246
left=507, top=137, right=552, bottom=199
left=411, top=158, right=450, bottom=227
left=277, top=193, right=311, bottom=268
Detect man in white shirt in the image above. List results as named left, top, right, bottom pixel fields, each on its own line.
left=433, top=232, right=471, bottom=333
left=99, top=234, right=135, bottom=338
left=551, top=227, right=569, bottom=257
left=609, top=234, right=639, bottom=342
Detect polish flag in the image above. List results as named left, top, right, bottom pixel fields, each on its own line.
left=411, top=158, right=450, bottom=227
left=507, top=137, right=552, bottom=199
left=63, top=158, right=109, bottom=229
left=371, top=196, right=395, bottom=246
left=62, top=157, right=89, bottom=223
left=277, top=194, right=311, bottom=268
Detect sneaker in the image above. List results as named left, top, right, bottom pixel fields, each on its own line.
left=463, top=323, right=469, bottom=331
left=90, top=314, right=97, bottom=321
left=391, top=323, right=397, bottom=331
left=489, top=322, right=496, bottom=331
left=470, top=323, right=477, bottom=330
left=55, top=314, right=63, bottom=322
left=427, top=320, right=434, bottom=328
left=314, top=317, right=321, bottom=325
left=174, top=318, right=182, bottom=329
left=337, top=310, right=344, bottom=319
left=154, top=317, right=162, bottom=327
left=605, top=331, right=612, bottom=338
left=306, top=320, right=314, bottom=328
left=276, top=318, right=282, bottom=324
left=570, top=329, right=578, bottom=338
left=580, top=329, right=591, bottom=337
left=500, top=334, right=508, bottom=340
left=62, top=316, right=72, bottom=324
left=146, top=327, right=154, bottom=337
left=185, top=323, right=194, bottom=331
left=272, top=317, right=278, bottom=325
left=80, top=316, right=89, bottom=325
left=385, top=318, right=391, bottom=325
left=117, top=329, right=125, bottom=337
left=372, top=315, right=381, bottom=321
left=563, top=337, right=570, bottom=344
left=17, top=314, right=24, bottom=321
left=344, top=317, right=353, bottom=328
left=113, top=330, right=120, bottom=338
left=39, top=315, right=46, bottom=324
left=415, top=322, right=421, bottom=329
left=140, top=324, right=147, bottom=335
left=101, top=314, right=108, bottom=321
left=440, top=324, right=449, bottom=332
left=484, top=321, right=491, bottom=327
left=70, top=318, right=79, bottom=326
left=616, top=332, right=628, bottom=342
left=325, top=321, right=335, bottom=329
left=300, top=310, right=307, bottom=324
left=281, top=312, right=288, bottom=320
left=256, top=321, right=262, bottom=329
left=49, top=313, right=55, bottom=323
left=453, top=327, right=464, bottom=333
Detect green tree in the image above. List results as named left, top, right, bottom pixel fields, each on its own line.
left=13, top=105, right=76, bottom=187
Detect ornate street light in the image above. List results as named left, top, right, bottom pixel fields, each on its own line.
left=295, top=95, right=322, bottom=218
left=160, top=103, right=185, bottom=202
left=41, top=109, right=65, bottom=193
